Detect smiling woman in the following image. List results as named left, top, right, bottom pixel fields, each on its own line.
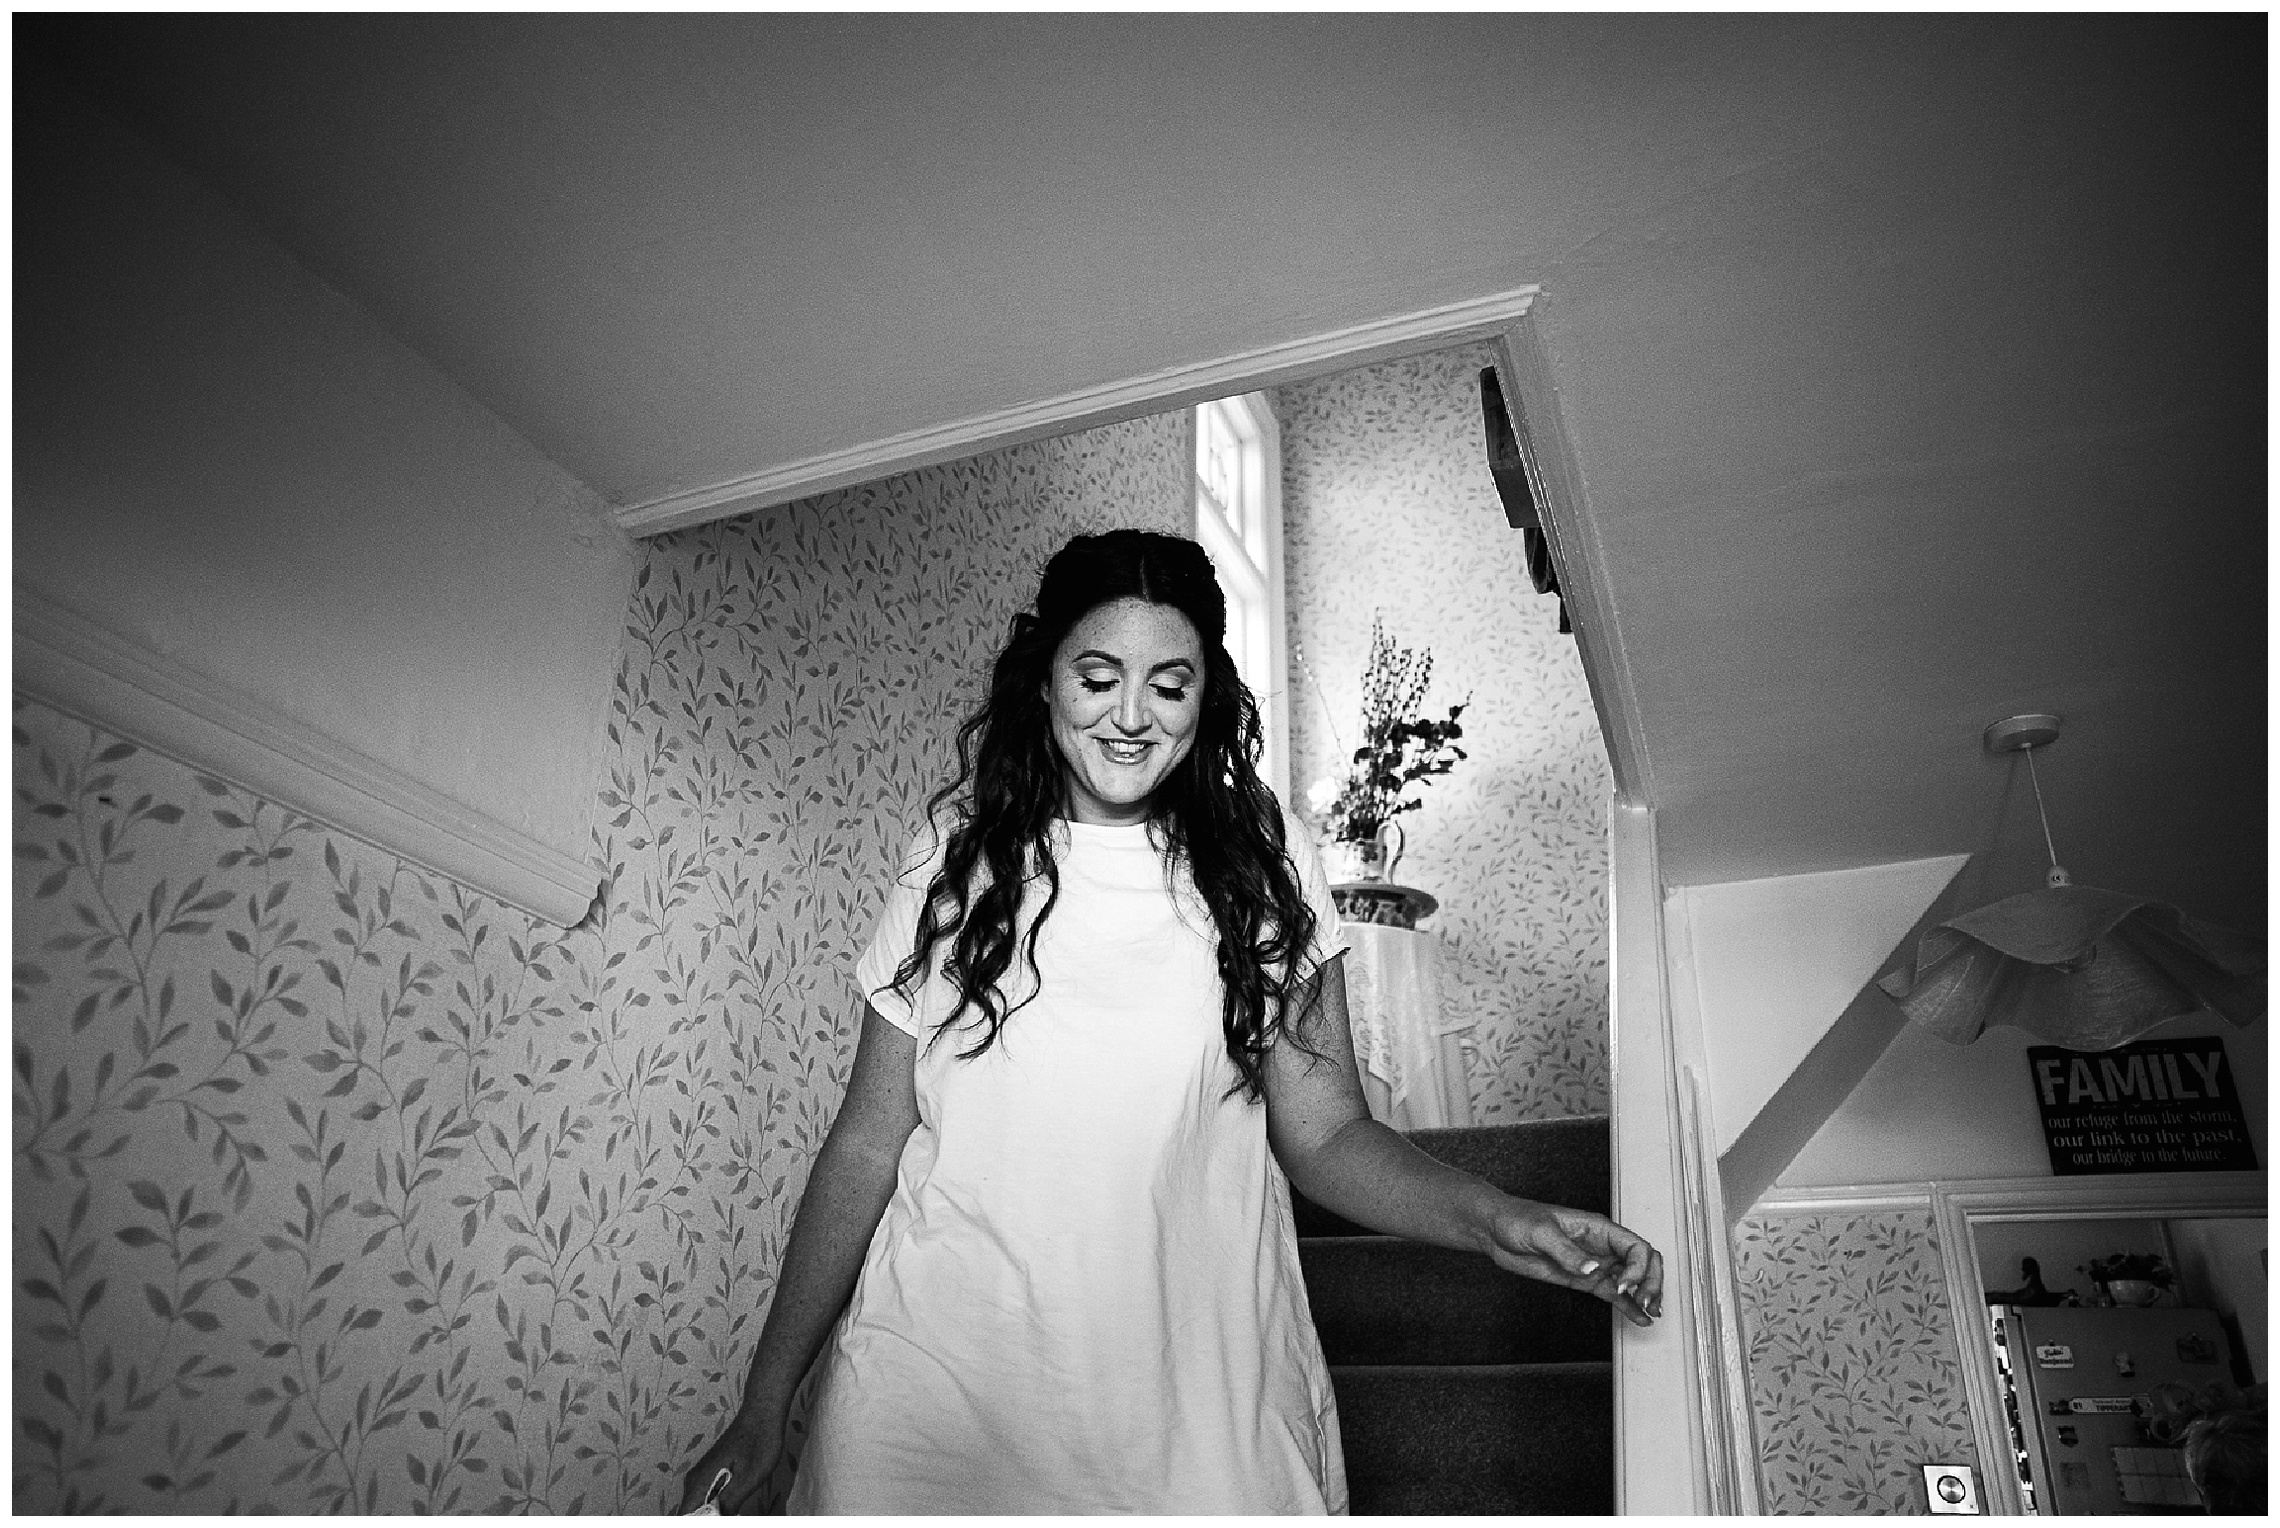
left=678, top=528, right=1662, bottom=1515
left=1046, top=598, right=1205, bottom=824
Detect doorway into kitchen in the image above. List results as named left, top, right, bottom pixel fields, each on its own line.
left=1940, top=1179, right=2266, bottom=1514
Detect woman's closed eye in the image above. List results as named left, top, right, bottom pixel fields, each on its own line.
left=1076, top=670, right=1194, bottom=706
left=1079, top=678, right=1189, bottom=702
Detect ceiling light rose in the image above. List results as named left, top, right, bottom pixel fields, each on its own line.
left=1878, top=714, right=2266, bottom=1050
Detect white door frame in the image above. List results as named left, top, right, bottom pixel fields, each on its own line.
left=1930, top=1171, right=2267, bottom=1517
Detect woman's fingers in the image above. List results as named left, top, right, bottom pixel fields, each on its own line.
left=1587, top=1219, right=1664, bottom=1326
left=676, top=1459, right=721, bottom=1514
left=677, top=1427, right=776, bottom=1514
left=677, top=1451, right=735, bottom=1515
left=1539, top=1218, right=1609, bottom=1283
left=726, top=1437, right=786, bottom=1514
left=1589, top=1219, right=1664, bottom=1322
left=1487, top=1201, right=1665, bottom=1325
left=1632, top=1249, right=1668, bottom=1322
left=1484, top=1204, right=1600, bottom=1286
left=722, top=1461, right=770, bottom=1515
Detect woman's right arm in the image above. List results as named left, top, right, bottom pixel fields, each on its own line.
left=677, top=1002, right=920, bottom=1513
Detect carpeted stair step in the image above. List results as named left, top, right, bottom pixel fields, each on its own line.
left=1329, top=1361, right=1615, bottom=1515
left=1299, top=1236, right=1611, bottom=1366
left=1293, top=1115, right=1610, bottom=1237
left=1298, top=1117, right=1615, bottom=1515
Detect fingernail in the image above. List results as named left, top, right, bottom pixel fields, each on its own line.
left=1615, top=1280, right=1634, bottom=1300
left=1579, top=1260, right=1600, bottom=1276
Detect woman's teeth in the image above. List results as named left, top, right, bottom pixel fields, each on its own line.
left=1097, top=739, right=1152, bottom=764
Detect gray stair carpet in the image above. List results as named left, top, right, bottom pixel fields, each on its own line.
left=1294, top=1116, right=1616, bottom=1515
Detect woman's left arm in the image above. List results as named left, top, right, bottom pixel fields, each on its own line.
left=1262, top=954, right=1663, bottom=1326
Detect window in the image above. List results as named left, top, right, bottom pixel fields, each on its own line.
left=1193, top=393, right=1288, bottom=803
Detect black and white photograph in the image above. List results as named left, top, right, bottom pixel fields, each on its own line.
left=13, top=11, right=2264, bottom=1517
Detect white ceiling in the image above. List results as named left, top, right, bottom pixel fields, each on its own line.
left=20, top=14, right=2265, bottom=926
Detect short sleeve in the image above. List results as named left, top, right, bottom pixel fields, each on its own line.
left=1281, top=803, right=1350, bottom=981
left=853, top=819, right=952, bottom=1039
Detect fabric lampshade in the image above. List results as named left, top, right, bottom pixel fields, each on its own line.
left=1879, top=883, right=2266, bottom=1051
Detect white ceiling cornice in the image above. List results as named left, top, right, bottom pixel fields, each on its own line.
left=609, top=287, right=1542, bottom=538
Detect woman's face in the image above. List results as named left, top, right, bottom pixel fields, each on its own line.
left=1043, top=597, right=1205, bottom=825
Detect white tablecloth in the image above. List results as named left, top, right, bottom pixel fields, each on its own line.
left=1338, top=923, right=1474, bottom=1130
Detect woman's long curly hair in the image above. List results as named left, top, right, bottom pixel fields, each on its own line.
left=889, top=528, right=1319, bottom=1100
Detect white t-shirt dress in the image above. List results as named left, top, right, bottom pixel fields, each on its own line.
left=787, top=808, right=1350, bottom=1514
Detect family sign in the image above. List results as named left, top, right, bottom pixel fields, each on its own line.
left=2027, top=1038, right=2255, bottom=1175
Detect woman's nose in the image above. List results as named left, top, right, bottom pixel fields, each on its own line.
left=1114, top=687, right=1149, bottom=733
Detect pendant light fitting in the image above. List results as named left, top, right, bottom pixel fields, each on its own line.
left=1986, top=712, right=2069, bottom=889
left=1983, top=713, right=2060, bottom=754
left=1879, top=710, right=2264, bottom=1049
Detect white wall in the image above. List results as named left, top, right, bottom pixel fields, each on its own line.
left=1276, top=342, right=1613, bottom=1125
left=1782, top=1015, right=2268, bottom=1187
left=1665, top=850, right=2267, bottom=1199
left=1675, top=855, right=1966, bottom=1158
left=2168, top=1218, right=2267, bottom=1383
left=15, top=71, right=636, bottom=881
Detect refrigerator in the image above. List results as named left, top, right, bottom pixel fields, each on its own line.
left=1992, top=1304, right=2237, bottom=1514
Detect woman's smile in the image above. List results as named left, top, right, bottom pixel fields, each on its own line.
left=1044, top=598, right=1205, bottom=825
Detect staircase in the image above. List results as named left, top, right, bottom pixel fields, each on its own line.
left=1295, top=1116, right=1616, bottom=1514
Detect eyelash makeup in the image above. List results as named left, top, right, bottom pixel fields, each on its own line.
left=1079, top=678, right=1188, bottom=702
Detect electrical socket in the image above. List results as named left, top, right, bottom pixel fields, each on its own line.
left=1924, top=1464, right=1980, bottom=1514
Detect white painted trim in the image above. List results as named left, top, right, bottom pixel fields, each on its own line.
left=1661, top=884, right=1763, bottom=1512
left=1751, top=1181, right=1937, bottom=1215
left=1677, top=1064, right=1763, bottom=1514
left=1608, top=801, right=1712, bottom=1514
left=1492, top=309, right=1653, bottom=807
left=1932, top=1170, right=2266, bottom=1220
left=1713, top=1248, right=1767, bottom=1513
left=1754, top=1171, right=2267, bottom=1222
left=611, top=287, right=1541, bottom=537
left=13, top=588, right=601, bottom=928
left=1932, top=1190, right=2029, bottom=1517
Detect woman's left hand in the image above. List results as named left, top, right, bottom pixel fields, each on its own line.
left=1479, top=1197, right=1664, bottom=1327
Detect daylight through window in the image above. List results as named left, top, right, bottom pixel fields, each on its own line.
left=1193, top=393, right=1288, bottom=802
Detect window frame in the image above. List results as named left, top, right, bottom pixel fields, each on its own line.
left=1192, top=391, right=1288, bottom=805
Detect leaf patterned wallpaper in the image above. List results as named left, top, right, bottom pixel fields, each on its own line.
left=12, top=415, right=1190, bottom=1513
left=1276, top=342, right=1612, bottom=1122
left=1733, top=1208, right=1985, bottom=1515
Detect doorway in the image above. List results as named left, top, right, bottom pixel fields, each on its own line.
left=1936, top=1178, right=2266, bottom=1514
left=1267, top=338, right=1609, bottom=1128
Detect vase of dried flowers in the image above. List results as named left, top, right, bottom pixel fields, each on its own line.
left=1302, top=615, right=1467, bottom=903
